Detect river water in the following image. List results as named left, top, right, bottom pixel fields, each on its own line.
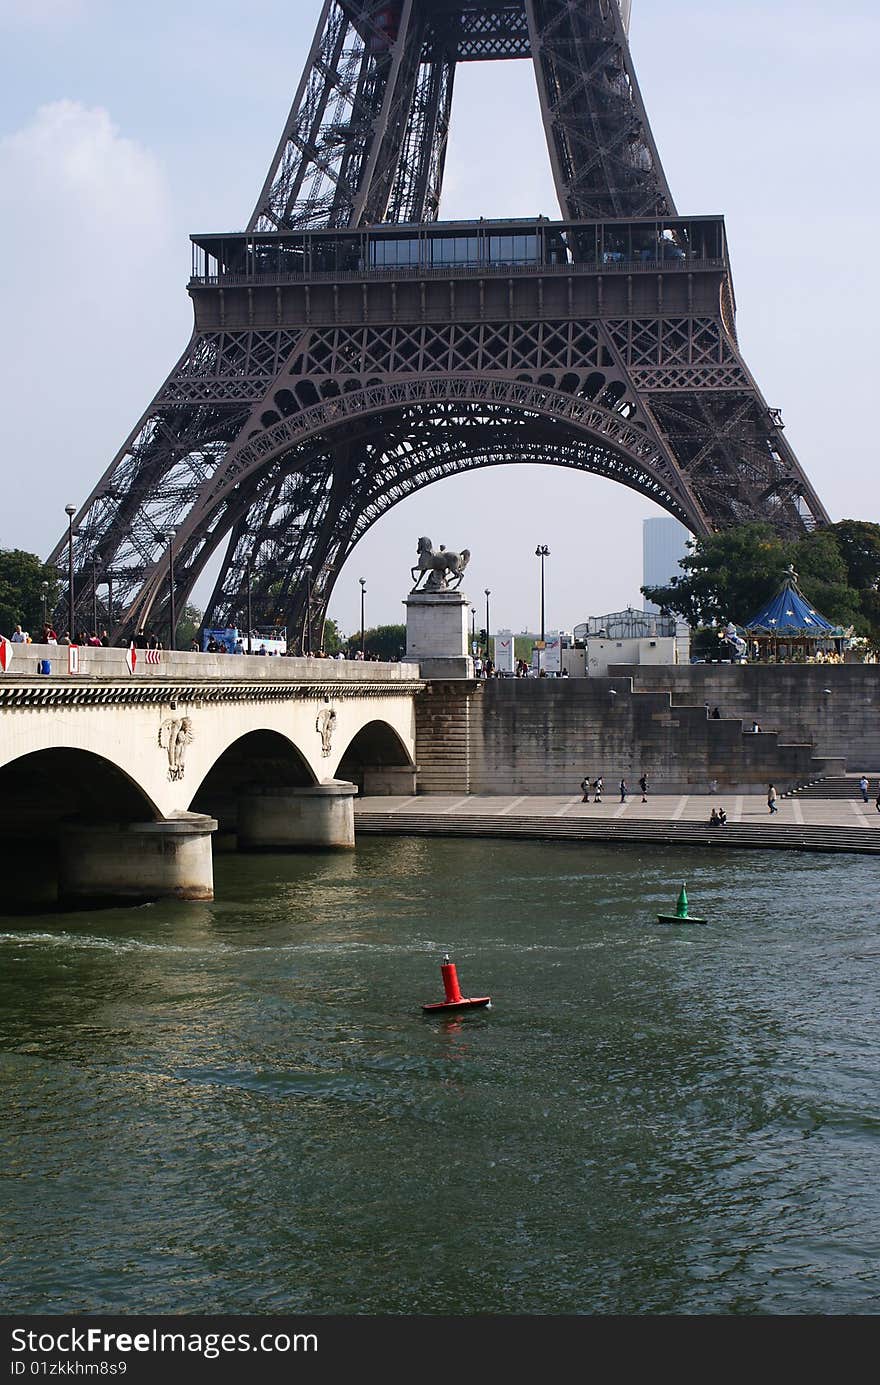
left=1, top=837, right=878, bottom=1316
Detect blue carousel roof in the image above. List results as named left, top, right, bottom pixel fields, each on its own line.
left=744, top=572, right=837, bottom=636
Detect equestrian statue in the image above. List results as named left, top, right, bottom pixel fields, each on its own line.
left=410, top=538, right=470, bottom=592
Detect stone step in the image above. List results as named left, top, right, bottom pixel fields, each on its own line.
left=786, top=776, right=878, bottom=800
left=355, top=810, right=880, bottom=856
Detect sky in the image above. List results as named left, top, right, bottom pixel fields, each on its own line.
left=0, top=0, right=877, bottom=639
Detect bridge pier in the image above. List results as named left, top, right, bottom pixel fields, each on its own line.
left=362, top=764, right=417, bottom=795
left=237, top=782, right=357, bottom=850
left=58, top=815, right=217, bottom=904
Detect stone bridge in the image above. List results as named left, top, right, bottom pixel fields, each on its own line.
left=0, top=645, right=421, bottom=906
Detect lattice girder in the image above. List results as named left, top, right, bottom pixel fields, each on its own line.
left=47, top=0, right=830, bottom=642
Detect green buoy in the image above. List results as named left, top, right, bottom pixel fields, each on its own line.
left=656, top=881, right=707, bottom=926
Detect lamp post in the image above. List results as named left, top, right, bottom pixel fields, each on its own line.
left=303, top=563, right=313, bottom=655
left=106, top=572, right=113, bottom=630
left=359, top=577, right=366, bottom=657
left=41, top=581, right=49, bottom=632
left=470, top=606, right=476, bottom=651
left=246, top=559, right=253, bottom=654
left=156, top=530, right=177, bottom=649
left=64, top=504, right=76, bottom=638
left=484, top=588, right=491, bottom=665
left=535, top=544, right=550, bottom=649
left=91, top=558, right=98, bottom=636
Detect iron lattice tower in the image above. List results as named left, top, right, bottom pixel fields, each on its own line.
left=49, top=0, right=829, bottom=648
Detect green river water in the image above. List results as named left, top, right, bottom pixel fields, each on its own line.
left=1, top=836, right=878, bottom=1315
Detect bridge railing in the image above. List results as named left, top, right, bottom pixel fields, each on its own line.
left=0, top=645, right=422, bottom=683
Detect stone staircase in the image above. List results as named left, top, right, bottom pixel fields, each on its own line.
left=355, top=806, right=880, bottom=857
left=785, top=775, right=876, bottom=801
left=415, top=677, right=845, bottom=797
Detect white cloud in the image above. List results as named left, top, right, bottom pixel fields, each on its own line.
left=0, top=99, right=169, bottom=237
left=0, top=102, right=185, bottom=556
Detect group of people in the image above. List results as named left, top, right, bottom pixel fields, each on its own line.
left=580, top=773, right=649, bottom=804
left=6, top=624, right=110, bottom=646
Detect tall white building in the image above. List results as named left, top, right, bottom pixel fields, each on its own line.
left=643, top=517, right=690, bottom=613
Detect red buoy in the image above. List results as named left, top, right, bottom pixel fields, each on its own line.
left=422, top=955, right=491, bottom=1014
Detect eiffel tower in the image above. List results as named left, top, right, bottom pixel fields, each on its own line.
left=49, top=0, right=829, bottom=648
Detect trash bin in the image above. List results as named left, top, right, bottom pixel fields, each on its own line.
left=38, top=659, right=51, bottom=675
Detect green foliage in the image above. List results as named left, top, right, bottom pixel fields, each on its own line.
left=642, top=523, right=789, bottom=626
left=177, top=603, right=202, bottom=649
left=344, top=623, right=406, bottom=660
left=321, top=617, right=343, bottom=654
left=641, top=520, right=880, bottom=644
left=0, top=549, right=62, bottom=637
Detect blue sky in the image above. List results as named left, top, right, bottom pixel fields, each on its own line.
left=1, top=0, right=877, bottom=637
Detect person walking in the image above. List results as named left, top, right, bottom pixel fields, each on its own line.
left=859, top=774, right=869, bottom=803
left=638, top=772, right=648, bottom=803
left=619, top=777, right=628, bottom=804
left=593, top=775, right=603, bottom=803
left=875, top=784, right=880, bottom=814
left=767, top=783, right=778, bottom=814
left=580, top=775, right=591, bottom=803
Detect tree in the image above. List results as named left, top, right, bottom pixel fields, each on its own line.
left=321, top=617, right=344, bottom=654
left=344, top=623, right=406, bottom=660
left=177, top=604, right=203, bottom=649
left=641, top=519, right=880, bottom=644
left=641, top=523, right=790, bottom=626
left=0, top=549, right=61, bottom=637
left=791, top=530, right=861, bottom=632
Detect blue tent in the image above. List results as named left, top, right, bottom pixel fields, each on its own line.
left=744, top=569, right=838, bottom=636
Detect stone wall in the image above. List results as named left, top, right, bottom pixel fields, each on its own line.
left=613, top=664, right=879, bottom=769
left=415, top=678, right=842, bottom=795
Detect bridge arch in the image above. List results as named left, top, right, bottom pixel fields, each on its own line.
left=189, top=729, right=317, bottom=838
left=130, top=375, right=705, bottom=639
left=337, top=719, right=417, bottom=796
left=0, top=748, right=161, bottom=910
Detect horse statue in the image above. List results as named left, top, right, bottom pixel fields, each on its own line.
left=411, top=537, right=470, bottom=592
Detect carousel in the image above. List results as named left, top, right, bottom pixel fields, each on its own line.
left=742, top=566, right=850, bottom=663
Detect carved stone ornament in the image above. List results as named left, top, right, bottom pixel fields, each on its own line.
left=316, top=705, right=337, bottom=756
left=158, top=716, right=195, bottom=782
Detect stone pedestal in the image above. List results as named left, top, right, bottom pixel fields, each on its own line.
left=59, top=814, right=217, bottom=904
left=237, top=781, right=357, bottom=849
left=403, top=590, right=473, bottom=679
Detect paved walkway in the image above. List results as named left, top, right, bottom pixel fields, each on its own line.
left=355, top=791, right=880, bottom=856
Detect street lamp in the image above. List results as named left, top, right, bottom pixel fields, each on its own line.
left=484, top=588, right=491, bottom=664
left=64, top=504, right=76, bottom=639
left=359, top=577, right=366, bottom=657
left=246, top=559, right=253, bottom=654
left=303, top=563, right=313, bottom=655
left=91, top=557, right=99, bottom=636
left=156, top=529, right=177, bottom=649
left=470, top=606, right=476, bottom=650
left=41, top=581, right=49, bottom=632
left=535, top=544, right=550, bottom=648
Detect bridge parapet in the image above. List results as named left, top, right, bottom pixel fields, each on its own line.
left=1, top=643, right=421, bottom=685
